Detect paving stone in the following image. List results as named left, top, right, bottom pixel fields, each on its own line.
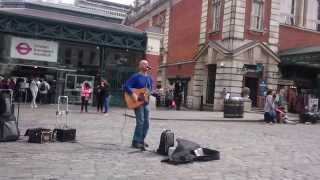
left=0, top=105, right=319, bottom=179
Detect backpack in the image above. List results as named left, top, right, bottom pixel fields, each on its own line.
left=0, top=91, right=19, bottom=142
left=39, top=82, right=46, bottom=91
left=157, top=129, right=175, bottom=155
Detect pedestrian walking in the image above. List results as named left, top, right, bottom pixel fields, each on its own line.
left=124, top=59, right=153, bottom=150
left=39, top=79, right=50, bottom=104
left=103, top=80, right=111, bottom=115
left=80, top=81, right=91, bottom=113
left=29, top=78, right=38, bottom=108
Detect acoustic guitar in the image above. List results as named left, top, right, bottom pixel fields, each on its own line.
left=124, top=88, right=149, bottom=109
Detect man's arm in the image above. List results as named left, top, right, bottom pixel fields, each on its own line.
left=124, top=75, right=138, bottom=101
left=124, top=75, right=136, bottom=95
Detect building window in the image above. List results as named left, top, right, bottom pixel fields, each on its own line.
left=280, top=0, right=295, bottom=25
left=251, top=0, right=264, bottom=31
left=289, top=0, right=295, bottom=25
left=212, top=0, right=221, bottom=31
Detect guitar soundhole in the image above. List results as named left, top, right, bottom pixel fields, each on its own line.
left=138, top=93, right=144, bottom=101
left=137, top=93, right=145, bottom=101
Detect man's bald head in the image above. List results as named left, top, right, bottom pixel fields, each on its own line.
left=139, top=59, right=150, bottom=73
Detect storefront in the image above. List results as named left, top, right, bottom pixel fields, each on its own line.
left=280, top=46, right=320, bottom=113
left=191, top=42, right=280, bottom=111
left=0, top=2, right=146, bottom=105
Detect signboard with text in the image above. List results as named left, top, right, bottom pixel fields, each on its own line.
left=259, top=80, right=267, bottom=96
left=10, top=37, right=58, bottom=62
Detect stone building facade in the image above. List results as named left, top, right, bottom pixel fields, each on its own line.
left=126, top=0, right=320, bottom=111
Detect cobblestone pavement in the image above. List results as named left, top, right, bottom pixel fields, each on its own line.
left=1, top=105, right=320, bottom=180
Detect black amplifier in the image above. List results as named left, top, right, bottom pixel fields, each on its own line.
left=54, top=128, right=76, bottom=142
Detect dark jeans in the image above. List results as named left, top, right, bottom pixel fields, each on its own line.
left=81, top=96, right=89, bottom=112
left=39, top=93, right=47, bottom=104
left=97, top=96, right=104, bottom=112
left=104, top=96, right=110, bottom=113
left=132, top=104, right=149, bottom=145
left=264, top=111, right=276, bottom=123
left=175, top=98, right=182, bottom=110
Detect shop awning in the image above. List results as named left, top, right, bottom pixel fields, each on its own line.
left=279, top=46, right=320, bottom=68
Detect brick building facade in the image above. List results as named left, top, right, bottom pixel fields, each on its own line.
left=126, top=0, right=320, bottom=111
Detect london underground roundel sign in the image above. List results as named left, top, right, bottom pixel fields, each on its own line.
left=16, top=42, right=32, bottom=55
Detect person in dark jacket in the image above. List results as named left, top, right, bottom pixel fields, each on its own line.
left=174, top=80, right=183, bottom=110
left=96, top=80, right=106, bottom=113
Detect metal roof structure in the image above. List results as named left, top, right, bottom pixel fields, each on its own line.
left=279, top=46, right=320, bottom=68
left=0, top=3, right=147, bottom=51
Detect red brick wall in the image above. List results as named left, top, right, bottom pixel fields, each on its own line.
left=167, top=0, right=202, bottom=64
left=207, top=0, right=224, bottom=41
left=279, top=25, right=320, bottom=51
left=244, top=0, right=271, bottom=42
left=146, top=54, right=160, bottom=88
left=166, top=63, right=195, bottom=77
left=135, top=20, right=150, bottom=30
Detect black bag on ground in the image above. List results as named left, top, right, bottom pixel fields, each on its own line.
left=157, top=129, right=174, bottom=155
left=300, top=112, right=320, bottom=124
left=161, top=138, right=220, bottom=165
left=24, top=128, right=53, bottom=143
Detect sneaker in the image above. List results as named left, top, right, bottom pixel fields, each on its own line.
left=132, top=143, right=145, bottom=150
left=104, top=113, right=109, bottom=116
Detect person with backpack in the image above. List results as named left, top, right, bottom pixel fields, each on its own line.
left=39, top=79, right=50, bottom=104
left=80, top=81, right=92, bottom=113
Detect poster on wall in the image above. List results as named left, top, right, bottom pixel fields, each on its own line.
left=308, top=98, right=319, bottom=112
left=10, top=36, right=58, bottom=62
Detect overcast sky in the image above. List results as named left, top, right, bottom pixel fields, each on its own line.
left=61, top=0, right=134, bottom=5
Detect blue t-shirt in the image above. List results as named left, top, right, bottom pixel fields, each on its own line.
left=124, top=73, right=153, bottom=95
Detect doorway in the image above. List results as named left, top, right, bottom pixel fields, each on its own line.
left=244, top=76, right=259, bottom=107
left=206, top=64, right=216, bottom=104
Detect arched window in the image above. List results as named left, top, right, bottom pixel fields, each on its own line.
left=212, top=0, right=221, bottom=32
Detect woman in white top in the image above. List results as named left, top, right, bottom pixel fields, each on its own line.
left=264, top=90, right=276, bottom=123
left=29, top=79, right=39, bottom=108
